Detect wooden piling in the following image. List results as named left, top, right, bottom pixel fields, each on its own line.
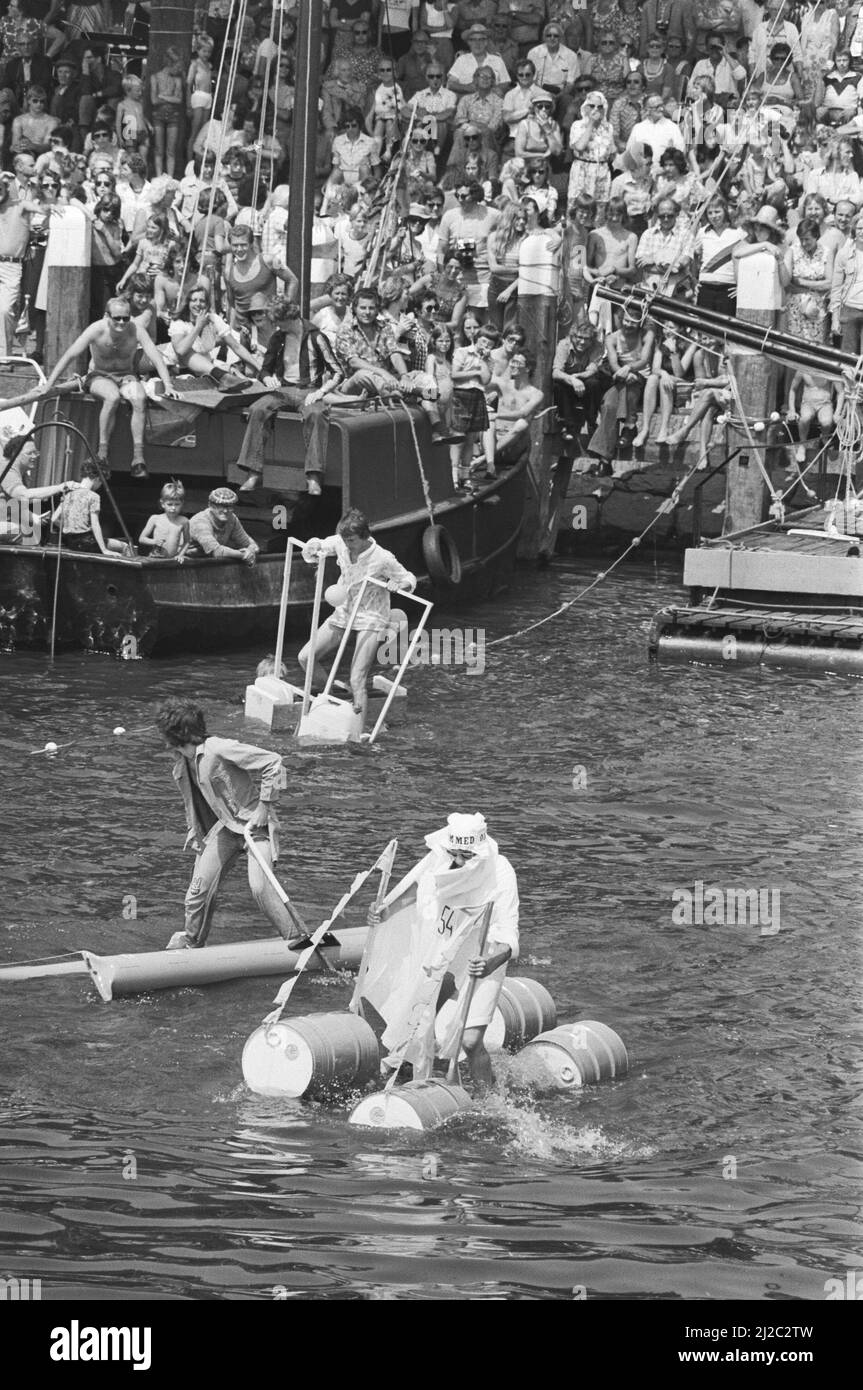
left=725, top=348, right=776, bottom=534
left=517, top=293, right=558, bottom=560
left=43, top=204, right=90, bottom=379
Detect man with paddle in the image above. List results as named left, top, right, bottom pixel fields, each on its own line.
left=360, top=813, right=520, bottom=1088
left=155, top=698, right=307, bottom=951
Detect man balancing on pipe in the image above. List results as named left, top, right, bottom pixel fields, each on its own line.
left=155, top=699, right=307, bottom=952
left=360, top=813, right=520, bottom=1088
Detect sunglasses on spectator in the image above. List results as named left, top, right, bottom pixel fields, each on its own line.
left=41, top=179, right=59, bottom=188
left=249, top=309, right=267, bottom=316
left=93, top=131, right=111, bottom=138
left=29, top=96, right=46, bottom=104
left=109, top=313, right=130, bottom=323
left=465, top=134, right=480, bottom=141
left=545, top=31, right=562, bottom=39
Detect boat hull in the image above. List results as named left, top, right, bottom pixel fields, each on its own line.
left=0, top=391, right=526, bottom=653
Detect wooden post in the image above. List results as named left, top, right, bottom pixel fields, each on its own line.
left=725, top=347, right=776, bottom=534
left=43, top=204, right=90, bottom=378
left=517, top=293, right=558, bottom=561
left=287, top=0, right=325, bottom=315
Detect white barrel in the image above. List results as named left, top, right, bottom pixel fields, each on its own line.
left=242, top=1012, right=381, bottom=1098
left=349, top=1079, right=475, bottom=1130
left=433, top=976, right=556, bottom=1057
left=510, top=1019, right=628, bottom=1093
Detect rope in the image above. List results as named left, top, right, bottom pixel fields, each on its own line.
left=177, top=0, right=248, bottom=307
left=250, top=0, right=280, bottom=218
left=486, top=452, right=710, bottom=651
left=385, top=395, right=436, bottom=528
left=28, top=723, right=157, bottom=758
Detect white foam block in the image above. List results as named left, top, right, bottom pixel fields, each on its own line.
left=296, top=694, right=363, bottom=744
left=371, top=675, right=407, bottom=699
left=244, top=678, right=304, bottom=731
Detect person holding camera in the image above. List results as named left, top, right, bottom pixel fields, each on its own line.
left=437, top=179, right=499, bottom=315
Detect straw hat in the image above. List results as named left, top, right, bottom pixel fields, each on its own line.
left=463, top=23, right=489, bottom=38
left=425, top=813, right=497, bottom=859
left=247, top=292, right=271, bottom=311
left=746, top=204, right=786, bottom=238
left=406, top=202, right=432, bottom=220
left=208, top=487, right=238, bottom=506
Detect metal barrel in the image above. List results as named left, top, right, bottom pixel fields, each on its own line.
left=434, top=976, right=556, bottom=1057
left=496, top=978, right=557, bottom=1049
left=242, top=1012, right=381, bottom=1098
left=348, top=1079, right=475, bottom=1130
left=510, top=1019, right=629, bottom=1093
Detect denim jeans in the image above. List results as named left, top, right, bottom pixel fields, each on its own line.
left=183, top=823, right=301, bottom=945
left=236, top=388, right=329, bottom=478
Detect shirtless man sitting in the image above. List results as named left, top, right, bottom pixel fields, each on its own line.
left=42, top=297, right=178, bottom=479
left=491, top=348, right=544, bottom=473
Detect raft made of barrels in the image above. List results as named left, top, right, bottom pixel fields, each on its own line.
left=508, top=1020, right=628, bottom=1093
left=348, top=1078, right=474, bottom=1130
left=242, top=1012, right=381, bottom=1098
left=84, top=927, right=367, bottom=1002
left=434, top=975, right=556, bottom=1057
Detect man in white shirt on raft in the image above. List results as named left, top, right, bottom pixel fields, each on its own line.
left=300, top=508, right=415, bottom=730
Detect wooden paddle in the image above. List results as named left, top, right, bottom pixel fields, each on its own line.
left=242, top=827, right=311, bottom=944
left=446, top=902, right=493, bottom=1086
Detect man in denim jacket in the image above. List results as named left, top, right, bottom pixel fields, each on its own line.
left=156, top=698, right=305, bottom=951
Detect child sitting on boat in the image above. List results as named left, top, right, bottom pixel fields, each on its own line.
left=300, top=508, right=415, bottom=730
left=51, top=460, right=134, bottom=557
left=138, top=479, right=190, bottom=560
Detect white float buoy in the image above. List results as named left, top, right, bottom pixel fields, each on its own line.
left=113, top=726, right=125, bottom=735
left=242, top=1011, right=381, bottom=1098
left=508, top=1019, right=628, bottom=1093
left=44, top=742, right=58, bottom=754
left=348, top=1078, right=475, bottom=1130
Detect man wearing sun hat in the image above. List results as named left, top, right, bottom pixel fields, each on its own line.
left=363, top=812, right=520, bottom=1087
left=422, top=812, right=519, bottom=1087
left=447, top=25, right=511, bottom=97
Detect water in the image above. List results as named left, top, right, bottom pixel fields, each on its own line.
left=1, top=557, right=860, bottom=1300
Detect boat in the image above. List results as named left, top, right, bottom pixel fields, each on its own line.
left=0, top=378, right=527, bottom=655
left=594, top=287, right=863, bottom=674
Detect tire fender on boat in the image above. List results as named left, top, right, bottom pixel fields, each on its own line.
left=422, top=524, right=462, bottom=587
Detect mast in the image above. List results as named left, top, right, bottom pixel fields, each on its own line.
left=287, top=0, right=325, bottom=316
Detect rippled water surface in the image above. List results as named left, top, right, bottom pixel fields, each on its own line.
left=1, top=557, right=860, bottom=1300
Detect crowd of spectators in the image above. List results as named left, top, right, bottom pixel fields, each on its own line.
left=2, top=2, right=863, bottom=484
